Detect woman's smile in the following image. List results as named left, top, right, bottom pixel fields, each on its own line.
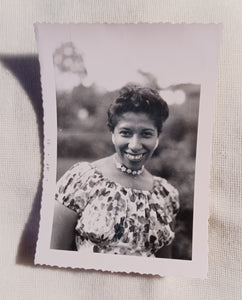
left=125, top=152, right=145, bottom=161
left=112, top=112, right=159, bottom=170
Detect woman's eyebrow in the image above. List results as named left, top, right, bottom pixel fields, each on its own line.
left=119, top=127, right=131, bottom=130
left=142, top=128, right=156, bottom=132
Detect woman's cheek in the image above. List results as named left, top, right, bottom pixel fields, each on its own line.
left=117, top=136, right=129, bottom=146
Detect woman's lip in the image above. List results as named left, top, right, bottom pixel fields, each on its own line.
left=125, top=152, right=146, bottom=155
left=125, top=152, right=146, bottom=161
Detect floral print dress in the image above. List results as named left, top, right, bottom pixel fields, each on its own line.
left=55, top=162, right=179, bottom=257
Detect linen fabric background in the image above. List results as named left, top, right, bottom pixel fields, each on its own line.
left=0, top=1, right=241, bottom=299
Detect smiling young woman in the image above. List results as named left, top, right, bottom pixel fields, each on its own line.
left=51, top=85, right=179, bottom=258
left=112, top=112, right=159, bottom=170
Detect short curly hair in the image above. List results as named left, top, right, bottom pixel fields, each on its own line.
left=107, top=84, right=169, bottom=135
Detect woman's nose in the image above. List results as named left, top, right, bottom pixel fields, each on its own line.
left=128, top=135, right=142, bottom=151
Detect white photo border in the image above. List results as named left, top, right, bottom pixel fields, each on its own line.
left=34, top=23, right=222, bottom=278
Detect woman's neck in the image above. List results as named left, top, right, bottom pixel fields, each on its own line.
left=113, top=154, right=144, bottom=176
left=92, top=155, right=154, bottom=191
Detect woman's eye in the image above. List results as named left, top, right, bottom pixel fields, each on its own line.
left=120, top=131, right=132, bottom=137
left=142, top=131, right=153, bottom=138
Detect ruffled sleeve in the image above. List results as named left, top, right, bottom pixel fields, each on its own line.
left=155, top=177, right=180, bottom=220
left=164, top=179, right=180, bottom=219
left=55, top=162, right=93, bottom=214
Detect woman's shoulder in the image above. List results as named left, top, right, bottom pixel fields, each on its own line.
left=56, top=161, right=96, bottom=213
left=91, top=156, right=112, bottom=169
left=56, top=161, right=95, bottom=187
left=153, top=175, right=180, bottom=216
left=153, top=176, right=178, bottom=196
left=67, top=161, right=93, bottom=172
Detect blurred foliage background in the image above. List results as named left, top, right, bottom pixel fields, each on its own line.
left=54, top=42, right=200, bottom=260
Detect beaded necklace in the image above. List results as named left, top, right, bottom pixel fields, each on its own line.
left=113, top=155, right=144, bottom=176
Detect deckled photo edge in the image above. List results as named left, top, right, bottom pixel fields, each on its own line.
left=34, top=23, right=222, bottom=278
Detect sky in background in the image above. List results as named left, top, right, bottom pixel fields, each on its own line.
left=53, top=24, right=214, bottom=103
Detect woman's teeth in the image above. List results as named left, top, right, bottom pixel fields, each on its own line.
left=126, top=153, right=144, bottom=160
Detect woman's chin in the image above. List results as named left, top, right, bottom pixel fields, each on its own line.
left=115, top=152, right=148, bottom=170
left=123, top=155, right=147, bottom=169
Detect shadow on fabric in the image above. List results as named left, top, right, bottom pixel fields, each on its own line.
left=0, top=54, right=43, bottom=266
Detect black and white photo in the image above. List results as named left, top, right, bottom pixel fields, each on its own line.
left=35, top=23, right=221, bottom=277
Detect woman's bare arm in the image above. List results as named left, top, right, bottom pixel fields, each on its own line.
left=50, top=201, right=78, bottom=250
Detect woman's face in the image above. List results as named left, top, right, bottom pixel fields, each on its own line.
left=112, top=112, right=159, bottom=170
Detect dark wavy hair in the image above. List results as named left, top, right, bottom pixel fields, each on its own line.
left=107, top=84, right=169, bottom=135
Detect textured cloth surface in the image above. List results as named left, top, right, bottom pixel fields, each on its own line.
left=0, top=1, right=241, bottom=300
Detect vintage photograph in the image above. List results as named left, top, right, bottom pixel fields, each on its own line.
left=35, top=23, right=221, bottom=277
